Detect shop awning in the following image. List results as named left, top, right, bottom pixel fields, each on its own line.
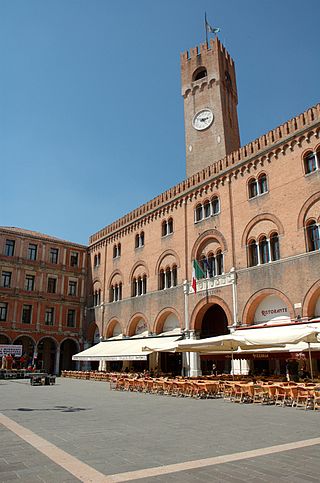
left=234, top=323, right=320, bottom=346
left=72, top=331, right=182, bottom=361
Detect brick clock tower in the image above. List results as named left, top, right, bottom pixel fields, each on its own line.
left=181, top=37, right=241, bottom=177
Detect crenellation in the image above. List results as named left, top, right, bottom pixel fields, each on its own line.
left=190, top=46, right=199, bottom=59
left=89, top=102, right=320, bottom=246
left=199, top=42, right=207, bottom=53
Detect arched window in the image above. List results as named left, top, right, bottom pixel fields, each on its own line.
left=165, top=267, right=171, bottom=288
left=172, top=265, right=177, bottom=286
left=203, top=200, right=211, bottom=218
left=207, top=252, right=215, bottom=277
left=94, top=289, right=101, bottom=306
left=304, top=151, right=318, bottom=174
left=248, top=178, right=258, bottom=199
left=159, top=264, right=178, bottom=290
left=135, top=232, right=144, bottom=248
left=132, top=274, right=147, bottom=297
left=195, top=204, right=203, bottom=222
left=113, top=244, right=121, bottom=258
left=211, top=196, right=220, bottom=215
left=306, top=220, right=320, bottom=251
left=161, top=221, right=167, bottom=237
left=259, top=236, right=269, bottom=264
left=132, top=278, right=137, bottom=297
left=162, top=219, right=174, bottom=237
left=192, top=67, right=207, bottom=81
left=159, top=269, right=165, bottom=290
left=216, top=249, right=224, bottom=275
left=248, top=175, right=268, bottom=199
left=94, top=255, right=97, bottom=267
left=195, top=198, right=220, bottom=224
left=258, top=174, right=268, bottom=194
left=135, top=234, right=139, bottom=248
left=142, top=275, right=147, bottom=294
left=270, top=232, right=280, bottom=261
left=199, top=255, right=206, bottom=278
left=110, top=283, right=122, bottom=302
left=248, top=239, right=258, bottom=267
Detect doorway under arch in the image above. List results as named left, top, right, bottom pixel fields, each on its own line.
left=60, top=339, right=78, bottom=372
left=196, top=303, right=230, bottom=375
left=37, top=337, right=57, bottom=373
left=200, top=304, right=229, bottom=339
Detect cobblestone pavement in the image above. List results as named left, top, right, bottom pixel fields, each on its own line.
left=0, top=378, right=319, bottom=482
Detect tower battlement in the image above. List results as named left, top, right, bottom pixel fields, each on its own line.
left=180, top=37, right=234, bottom=66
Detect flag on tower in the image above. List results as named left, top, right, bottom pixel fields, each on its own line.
left=206, top=22, right=220, bottom=35
left=205, top=12, right=220, bottom=42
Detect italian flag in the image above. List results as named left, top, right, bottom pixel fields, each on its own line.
left=192, top=259, right=205, bottom=293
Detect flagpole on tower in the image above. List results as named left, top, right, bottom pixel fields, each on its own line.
left=204, top=13, right=221, bottom=44
left=205, top=12, right=208, bottom=46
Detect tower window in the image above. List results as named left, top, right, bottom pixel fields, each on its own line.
left=192, top=67, right=207, bottom=82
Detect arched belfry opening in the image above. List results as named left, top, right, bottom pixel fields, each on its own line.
left=192, top=66, right=207, bottom=81
left=200, top=304, right=229, bottom=339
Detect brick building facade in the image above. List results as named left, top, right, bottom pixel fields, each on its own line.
left=86, top=38, right=320, bottom=375
left=0, top=227, right=87, bottom=374
left=1, top=37, right=319, bottom=376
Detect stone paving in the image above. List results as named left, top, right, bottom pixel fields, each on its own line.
left=0, top=377, right=319, bottom=482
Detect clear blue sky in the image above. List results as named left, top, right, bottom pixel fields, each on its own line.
left=1, top=0, right=319, bottom=245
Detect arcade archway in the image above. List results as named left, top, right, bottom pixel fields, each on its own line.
left=200, top=304, right=229, bottom=339
left=193, top=302, right=231, bottom=375
left=0, top=334, right=11, bottom=344
left=14, top=335, right=35, bottom=364
left=37, top=337, right=57, bottom=373
left=60, top=339, right=79, bottom=372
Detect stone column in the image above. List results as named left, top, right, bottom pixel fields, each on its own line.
left=188, top=331, right=201, bottom=377
left=55, top=346, right=60, bottom=375
left=256, top=242, right=261, bottom=265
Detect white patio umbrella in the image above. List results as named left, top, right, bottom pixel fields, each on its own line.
left=176, top=334, right=285, bottom=376
left=235, top=325, right=320, bottom=380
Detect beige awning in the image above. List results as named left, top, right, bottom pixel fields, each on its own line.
left=234, top=324, right=320, bottom=345
left=72, top=332, right=182, bottom=361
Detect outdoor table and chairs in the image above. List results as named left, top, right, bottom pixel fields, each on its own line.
left=63, top=370, right=320, bottom=410
left=30, top=373, right=56, bottom=386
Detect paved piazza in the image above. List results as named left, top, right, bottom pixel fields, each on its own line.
left=0, top=378, right=320, bottom=482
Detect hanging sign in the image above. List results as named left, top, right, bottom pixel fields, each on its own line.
left=0, top=345, right=23, bottom=357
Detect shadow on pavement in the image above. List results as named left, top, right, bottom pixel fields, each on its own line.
left=11, top=406, right=91, bottom=413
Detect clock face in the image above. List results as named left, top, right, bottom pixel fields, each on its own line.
left=192, top=109, right=214, bottom=131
